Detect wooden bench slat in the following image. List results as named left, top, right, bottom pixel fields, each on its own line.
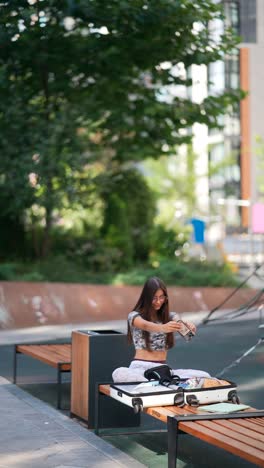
left=44, top=349, right=72, bottom=365
left=17, top=344, right=71, bottom=352
left=245, top=419, right=264, bottom=429
left=35, top=344, right=71, bottom=361
left=23, top=347, right=66, bottom=363
left=145, top=405, right=177, bottom=422
left=17, top=346, right=60, bottom=368
left=254, top=418, right=264, bottom=426
left=99, top=384, right=111, bottom=396
left=232, top=418, right=264, bottom=435
left=17, top=344, right=71, bottom=359
left=246, top=419, right=264, bottom=430
left=16, top=345, right=71, bottom=370
left=216, top=419, right=264, bottom=442
left=178, top=420, right=264, bottom=467
left=44, top=344, right=71, bottom=358
left=193, top=419, right=264, bottom=451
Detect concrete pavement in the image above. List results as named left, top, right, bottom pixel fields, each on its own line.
left=0, top=376, right=144, bottom=468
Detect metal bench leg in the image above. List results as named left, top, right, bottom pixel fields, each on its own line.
left=57, top=364, right=62, bottom=409
left=167, top=416, right=179, bottom=468
left=13, top=345, right=17, bottom=384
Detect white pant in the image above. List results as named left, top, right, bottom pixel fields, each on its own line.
left=112, top=360, right=210, bottom=383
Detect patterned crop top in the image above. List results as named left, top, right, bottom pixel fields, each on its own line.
left=128, top=310, right=178, bottom=351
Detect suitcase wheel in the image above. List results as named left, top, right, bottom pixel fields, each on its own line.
left=132, top=397, right=144, bottom=414
left=133, top=402, right=143, bottom=414
left=186, top=395, right=199, bottom=407
left=228, top=391, right=240, bottom=404
left=174, top=391, right=185, bottom=407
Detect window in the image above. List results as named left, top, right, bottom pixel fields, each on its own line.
left=239, top=0, right=257, bottom=43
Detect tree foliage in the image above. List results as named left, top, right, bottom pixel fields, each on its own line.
left=101, top=168, right=156, bottom=263
left=0, top=0, right=242, bottom=258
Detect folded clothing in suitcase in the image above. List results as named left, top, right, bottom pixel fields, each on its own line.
left=173, top=377, right=240, bottom=408
left=110, top=378, right=240, bottom=413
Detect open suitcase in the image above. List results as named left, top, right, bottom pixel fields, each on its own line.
left=110, top=378, right=240, bottom=413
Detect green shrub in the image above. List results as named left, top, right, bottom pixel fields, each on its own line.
left=19, top=271, right=46, bottom=282
left=150, top=224, right=190, bottom=258
left=0, top=256, right=240, bottom=287
left=112, top=258, right=240, bottom=287
left=0, top=263, right=19, bottom=280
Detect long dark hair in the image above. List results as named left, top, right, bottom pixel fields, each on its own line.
left=127, top=276, right=174, bottom=350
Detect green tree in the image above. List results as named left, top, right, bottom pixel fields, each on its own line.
left=103, top=193, right=133, bottom=269
left=0, top=0, right=242, bottom=257
left=101, top=168, right=156, bottom=262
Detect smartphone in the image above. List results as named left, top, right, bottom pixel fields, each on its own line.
left=177, top=320, right=195, bottom=341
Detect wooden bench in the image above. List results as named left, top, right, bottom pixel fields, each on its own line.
left=13, top=344, right=71, bottom=409
left=96, top=384, right=264, bottom=468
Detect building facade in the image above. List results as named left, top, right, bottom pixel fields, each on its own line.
left=207, top=0, right=264, bottom=230
left=239, top=0, right=264, bottom=227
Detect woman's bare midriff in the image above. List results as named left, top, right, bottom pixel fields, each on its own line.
left=134, top=349, right=167, bottom=362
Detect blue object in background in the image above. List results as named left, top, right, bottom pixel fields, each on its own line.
left=190, top=218, right=205, bottom=244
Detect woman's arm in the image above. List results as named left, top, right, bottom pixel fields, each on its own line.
left=133, top=315, right=182, bottom=333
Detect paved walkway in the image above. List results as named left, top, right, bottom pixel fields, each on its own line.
left=0, top=376, right=144, bottom=468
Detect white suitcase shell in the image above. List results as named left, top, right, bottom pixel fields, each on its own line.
left=110, top=381, right=178, bottom=413
left=110, top=380, right=239, bottom=413
left=178, top=381, right=239, bottom=408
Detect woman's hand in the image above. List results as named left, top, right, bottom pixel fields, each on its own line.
left=184, top=321, right=196, bottom=334
left=162, top=321, right=183, bottom=333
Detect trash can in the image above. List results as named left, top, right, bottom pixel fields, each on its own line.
left=70, top=329, right=140, bottom=428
